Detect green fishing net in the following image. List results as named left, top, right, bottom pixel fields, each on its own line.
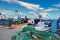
left=11, top=26, right=60, bottom=40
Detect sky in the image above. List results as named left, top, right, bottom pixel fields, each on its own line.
left=0, top=0, right=60, bottom=19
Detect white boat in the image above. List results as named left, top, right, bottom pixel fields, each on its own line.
left=28, top=13, right=51, bottom=32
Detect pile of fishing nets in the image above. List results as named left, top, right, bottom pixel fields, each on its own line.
left=11, top=26, right=60, bottom=40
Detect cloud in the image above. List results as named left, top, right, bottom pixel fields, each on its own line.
left=44, top=8, right=53, bottom=12
left=29, top=11, right=36, bottom=15
left=29, top=11, right=50, bottom=19
left=2, top=0, right=18, bottom=2
left=43, top=8, right=58, bottom=12
left=2, top=0, right=42, bottom=10
left=0, top=10, right=13, bottom=14
left=39, top=8, right=44, bottom=10
left=29, top=11, right=39, bottom=19
left=53, top=3, right=60, bottom=7
left=0, top=10, right=8, bottom=14
left=17, top=1, right=40, bottom=10
left=40, top=13, right=48, bottom=17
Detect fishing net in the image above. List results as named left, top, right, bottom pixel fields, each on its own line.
left=11, top=26, right=60, bottom=40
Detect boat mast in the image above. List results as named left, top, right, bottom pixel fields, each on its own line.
left=0, top=13, right=2, bottom=19
left=15, top=10, right=20, bottom=19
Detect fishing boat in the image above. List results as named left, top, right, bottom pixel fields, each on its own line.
left=28, top=14, right=51, bottom=32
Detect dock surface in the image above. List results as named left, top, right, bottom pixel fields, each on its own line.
left=0, top=25, right=27, bottom=40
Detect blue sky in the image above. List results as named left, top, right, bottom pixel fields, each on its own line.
left=0, top=0, right=60, bottom=19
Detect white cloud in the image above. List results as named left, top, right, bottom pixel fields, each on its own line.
left=2, top=0, right=18, bottom=2
left=29, top=11, right=39, bottom=19
left=29, top=11, right=35, bottom=15
left=2, top=0, right=42, bottom=10
left=0, top=10, right=14, bottom=14
left=53, top=3, right=60, bottom=7
left=40, top=13, right=48, bottom=17
left=16, top=1, right=40, bottom=10
left=44, top=8, right=53, bottom=12
left=29, top=11, right=50, bottom=19
left=43, top=8, right=58, bottom=12
left=39, top=8, right=44, bottom=10
left=0, top=10, right=8, bottom=14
